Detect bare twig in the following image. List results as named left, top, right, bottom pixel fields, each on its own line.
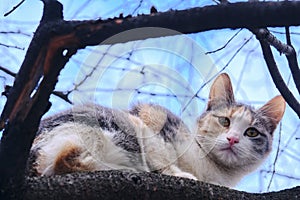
left=0, top=42, right=25, bottom=50
left=0, top=66, right=17, bottom=77
left=182, top=35, right=253, bottom=112
left=4, top=0, right=25, bottom=17
left=206, top=28, right=243, bottom=54
left=267, top=122, right=282, bottom=191
left=0, top=66, right=73, bottom=104
left=52, top=91, right=72, bottom=104
left=132, top=0, right=144, bottom=15
left=270, top=30, right=300, bottom=36
left=0, top=31, right=31, bottom=37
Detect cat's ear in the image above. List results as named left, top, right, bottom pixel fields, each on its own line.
left=258, top=95, right=286, bottom=125
left=207, top=73, right=235, bottom=110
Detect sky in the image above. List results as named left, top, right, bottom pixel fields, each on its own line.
left=0, top=0, right=299, bottom=193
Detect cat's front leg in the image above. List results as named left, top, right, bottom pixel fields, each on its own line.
left=162, top=165, right=198, bottom=180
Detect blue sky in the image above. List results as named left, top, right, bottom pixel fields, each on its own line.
left=0, top=0, right=299, bottom=193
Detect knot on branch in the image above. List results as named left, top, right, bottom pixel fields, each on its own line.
left=127, top=173, right=142, bottom=185
left=252, top=28, right=294, bottom=55
left=41, top=0, right=63, bottom=22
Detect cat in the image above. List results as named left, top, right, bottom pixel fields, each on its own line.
left=28, top=73, right=286, bottom=187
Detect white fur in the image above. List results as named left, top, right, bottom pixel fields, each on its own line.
left=33, top=122, right=150, bottom=175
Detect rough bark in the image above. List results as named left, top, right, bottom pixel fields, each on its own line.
left=21, top=171, right=300, bottom=200
left=1, top=0, right=300, bottom=199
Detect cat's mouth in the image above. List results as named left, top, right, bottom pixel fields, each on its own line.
left=220, top=147, right=237, bottom=156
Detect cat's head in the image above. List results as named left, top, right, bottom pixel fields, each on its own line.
left=197, top=73, right=285, bottom=173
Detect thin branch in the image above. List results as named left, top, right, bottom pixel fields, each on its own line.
left=0, top=42, right=25, bottom=50
left=270, top=30, right=300, bottom=36
left=4, top=0, right=25, bottom=17
left=258, top=39, right=300, bottom=118
left=132, top=0, right=144, bottom=15
left=0, top=31, right=31, bottom=37
left=182, top=35, right=253, bottom=112
left=52, top=91, right=72, bottom=104
left=0, top=66, right=17, bottom=77
left=0, top=66, right=73, bottom=104
left=267, top=122, right=282, bottom=191
left=205, top=28, right=243, bottom=54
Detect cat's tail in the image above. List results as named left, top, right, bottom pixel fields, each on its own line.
left=32, top=123, right=97, bottom=176
left=31, top=121, right=140, bottom=176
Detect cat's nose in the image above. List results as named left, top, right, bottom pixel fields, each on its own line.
left=227, top=136, right=239, bottom=146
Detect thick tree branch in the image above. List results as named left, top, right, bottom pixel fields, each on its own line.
left=21, top=171, right=300, bottom=200
left=74, top=1, right=300, bottom=46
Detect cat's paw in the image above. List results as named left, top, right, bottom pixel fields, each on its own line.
left=174, top=172, right=198, bottom=180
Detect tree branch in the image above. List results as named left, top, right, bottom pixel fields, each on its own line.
left=286, top=47, right=300, bottom=95
left=20, top=171, right=300, bottom=200
left=0, top=66, right=17, bottom=77
left=0, top=0, right=72, bottom=198
left=258, top=39, right=300, bottom=118
left=251, top=28, right=300, bottom=95
left=251, top=28, right=294, bottom=55
left=74, top=1, right=300, bottom=46
left=3, top=0, right=25, bottom=17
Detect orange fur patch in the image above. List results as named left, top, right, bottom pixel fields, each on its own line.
left=53, top=143, right=90, bottom=175
left=137, top=104, right=167, bottom=132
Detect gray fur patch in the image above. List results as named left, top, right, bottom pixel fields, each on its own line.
left=112, top=131, right=141, bottom=153
left=39, top=104, right=143, bottom=155
left=250, top=136, right=269, bottom=155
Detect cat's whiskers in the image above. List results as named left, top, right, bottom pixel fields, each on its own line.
left=195, top=135, right=262, bottom=162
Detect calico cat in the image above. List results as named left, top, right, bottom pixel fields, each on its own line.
left=28, top=73, right=286, bottom=187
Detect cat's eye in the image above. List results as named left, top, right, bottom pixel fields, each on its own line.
left=244, top=128, right=260, bottom=137
left=218, top=117, right=230, bottom=127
